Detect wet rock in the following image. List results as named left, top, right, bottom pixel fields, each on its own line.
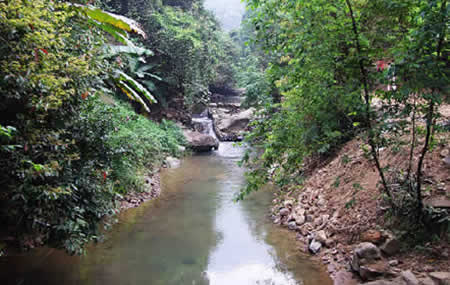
left=165, top=157, right=181, bottom=168
left=309, top=239, right=322, bottom=254
left=429, top=272, right=450, bottom=285
left=279, top=208, right=290, bottom=216
left=288, top=221, right=297, bottom=231
left=211, top=107, right=255, bottom=141
left=401, top=270, right=419, bottom=285
left=183, top=130, right=219, bottom=152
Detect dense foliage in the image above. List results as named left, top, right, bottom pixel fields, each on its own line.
left=238, top=0, right=448, bottom=225
left=104, top=0, right=238, bottom=110
left=0, top=0, right=185, bottom=254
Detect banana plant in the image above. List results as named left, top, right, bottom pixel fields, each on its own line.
left=114, top=71, right=156, bottom=113
left=72, top=4, right=159, bottom=112
left=71, top=4, right=146, bottom=45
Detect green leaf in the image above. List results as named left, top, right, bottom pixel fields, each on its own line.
left=72, top=4, right=146, bottom=38
left=104, top=45, right=154, bottom=58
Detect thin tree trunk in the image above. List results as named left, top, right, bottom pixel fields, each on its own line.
left=415, top=99, right=433, bottom=216
left=415, top=0, right=446, bottom=218
left=345, top=0, right=392, bottom=201
left=406, top=94, right=417, bottom=187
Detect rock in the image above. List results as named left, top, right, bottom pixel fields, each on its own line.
left=306, top=215, right=314, bottom=222
left=361, top=230, right=384, bottom=245
left=294, top=210, right=306, bottom=225
left=165, top=157, right=181, bottom=168
left=380, top=234, right=401, bottom=256
left=424, top=197, right=450, bottom=209
left=279, top=208, right=290, bottom=216
left=440, top=149, right=449, bottom=158
left=284, top=200, right=294, bottom=208
left=389, top=260, right=399, bottom=267
left=364, top=277, right=406, bottom=285
left=355, top=242, right=382, bottom=260
left=443, top=156, right=450, bottom=168
left=288, top=221, right=297, bottom=230
left=401, top=270, right=420, bottom=285
left=315, top=230, right=327, bottom=245
left=309, top=239, right=322, bottom=254
left=429, top=272, right=450, bottom=285
left=419, top=277, right=435, bottom=285
left=183, top=130, right=219, bottom=152
left=211, top=107, right=255, bottom=141
left=351, top=243, right=386, bottom=281
left=325, top=238, right=335, bottom=248
left=317, top=197, right=327, bottom=207
left=333, top=270, right=359, bottom=285
left=313, top=216, right=323, bottom=227
left=177, top=145, right=186, bottom=152
left=359, top=260, right=393, bottom=281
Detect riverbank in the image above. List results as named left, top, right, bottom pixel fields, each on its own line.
left=119, top=171, right=162, bottom=210
left=270, top=130, right=450, bottom=284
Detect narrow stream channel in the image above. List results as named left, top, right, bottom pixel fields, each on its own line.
left=0, top=143, right=332, bottom=285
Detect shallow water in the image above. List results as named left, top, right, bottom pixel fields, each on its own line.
left=0, top=143, right=332, bottom=285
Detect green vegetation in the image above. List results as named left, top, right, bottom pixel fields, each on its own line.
left=237, top=0, right=448, bottom=227
left=104, top=0, right=238, bottom=108
left=0, top=0, right=447, bottom=256
left=0, top=0, right=233, bottom=255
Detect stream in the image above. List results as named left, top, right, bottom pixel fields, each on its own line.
left=0, top=142, right=332, bottom=285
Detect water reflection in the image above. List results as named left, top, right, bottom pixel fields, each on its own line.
left=0, top=143, right=331, bottom=285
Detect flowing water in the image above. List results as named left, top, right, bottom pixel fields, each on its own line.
left=0, top=143, right=332, bottom=285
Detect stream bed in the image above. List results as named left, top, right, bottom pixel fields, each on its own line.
left=0, top=143, right=332, bottom=285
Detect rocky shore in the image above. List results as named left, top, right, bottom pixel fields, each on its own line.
left=120, top=171, right=162, bottom=210
left=270, top=138, right=450, bottom=285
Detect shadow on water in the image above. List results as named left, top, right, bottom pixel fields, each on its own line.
left=0, top=142, right=332, bottom=285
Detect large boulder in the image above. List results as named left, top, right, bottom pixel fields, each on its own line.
left=351, top=242, right=394, bottom=281
left=429, top=272, right=450, bottom=285
left=211, top=108, right=255, bottom=141
left=183, top=130, right=219, bottom=152
left=165, top=157, right=181, bottom=169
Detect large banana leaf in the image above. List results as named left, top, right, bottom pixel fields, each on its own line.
left=104, top=45, right=154, bottom=58
left=114, top=71, right=157, bottom=112
left=116, top=81, right=151, bottom=113
left=72, top=4, right=146, bottom=41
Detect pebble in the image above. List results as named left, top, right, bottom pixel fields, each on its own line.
left=389, top=260, right=399, bottom=266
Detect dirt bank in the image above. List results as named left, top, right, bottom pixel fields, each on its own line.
left=120, top=170, right=162, bottom=210
left=271, top=129, right=449, bottom=284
